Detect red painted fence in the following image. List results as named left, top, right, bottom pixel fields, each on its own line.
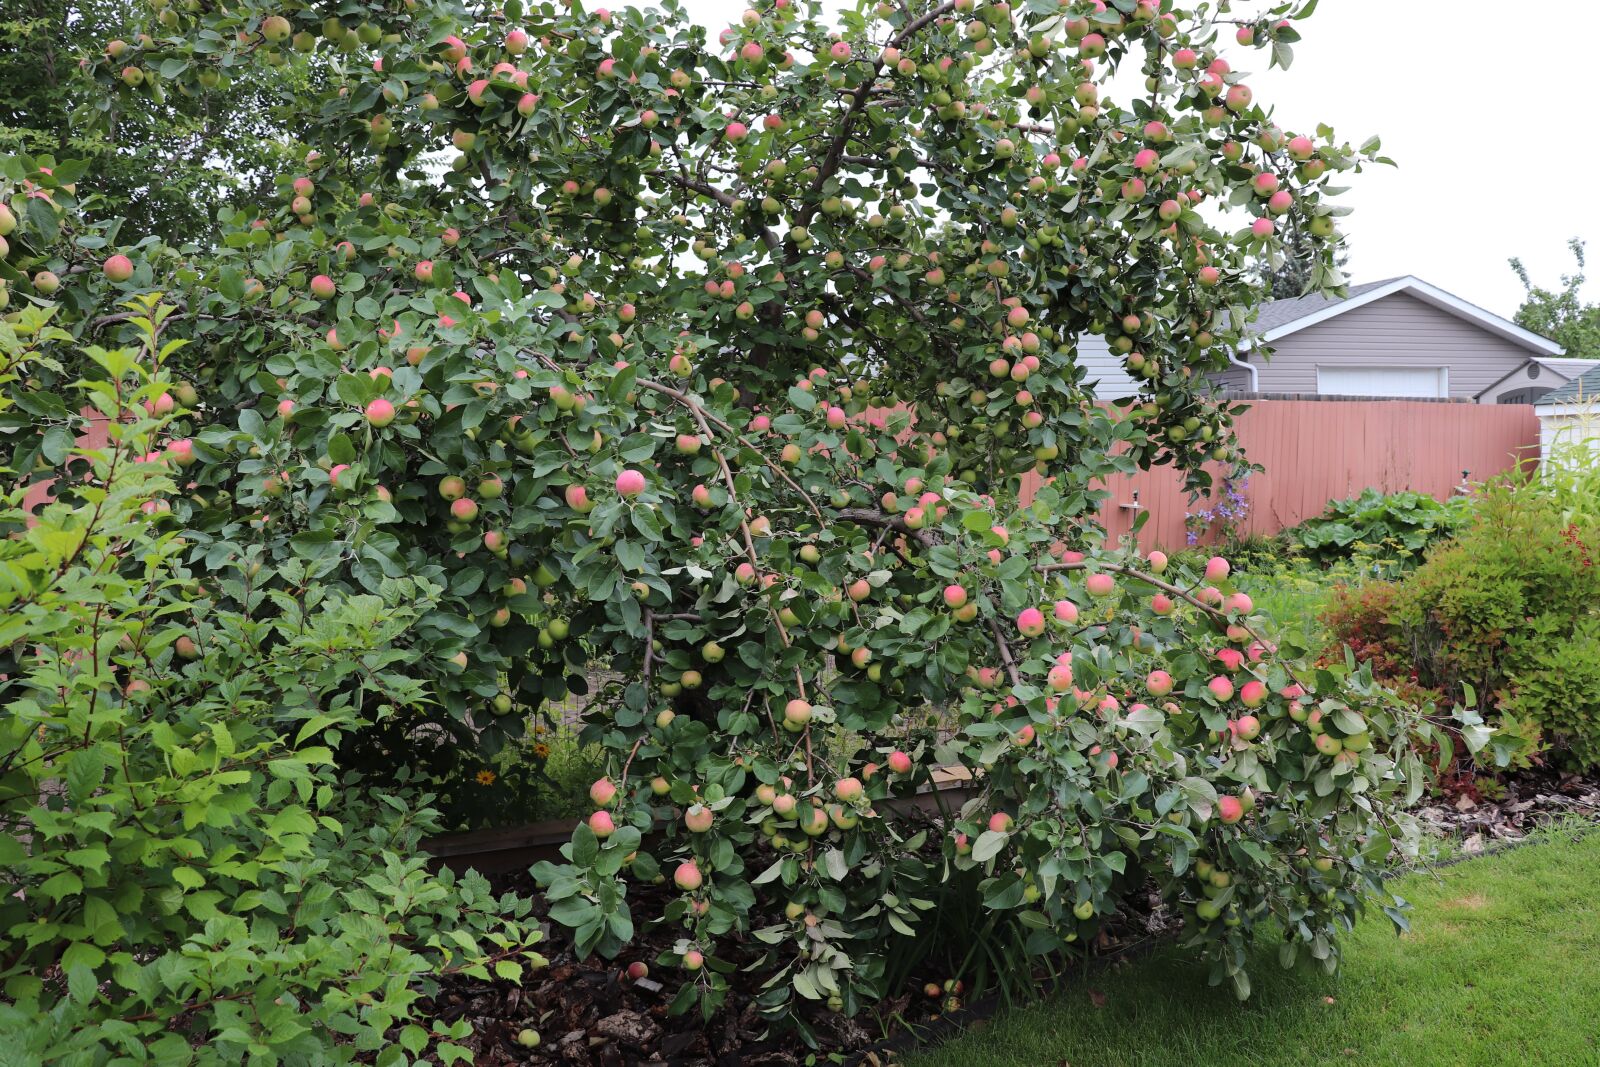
left=1079, top=399, right=1541, bottom=551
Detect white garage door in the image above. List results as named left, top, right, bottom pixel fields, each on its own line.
left=1317, top=365, right=1448, bottom=398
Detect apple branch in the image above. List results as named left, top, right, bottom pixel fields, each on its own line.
left=988, top=617, right=1023, bottom=688
left=792, top=0, right=959, bottom=236
left=632, top=377, right=825, bottom=523
left=669, top=168, right=782, bottom=257
left=834, top=507, right=934, bottom=548
left=1038, top=558, right=1307, bottom=689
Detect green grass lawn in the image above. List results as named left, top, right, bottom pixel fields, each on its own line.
left=909, top=825, right=1600, bottom=1067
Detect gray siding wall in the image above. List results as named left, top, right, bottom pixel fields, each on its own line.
left=1071, top=334, right=1140, bottom=400
left=1254, top=291, right=1532, bottom=399
left=1203, top=363, right=1254, bottom=394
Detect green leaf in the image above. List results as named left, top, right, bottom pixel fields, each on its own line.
left=327, top=432, right=357, bottom=465
left=971, top=829, right=1008, bottom=863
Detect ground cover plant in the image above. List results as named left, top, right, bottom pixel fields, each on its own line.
left=1290, top=488, right=1469, bottom=569
left=909, top=822, right=1600, bottom=1067
left=0, top=0, right=1501, bottom=1050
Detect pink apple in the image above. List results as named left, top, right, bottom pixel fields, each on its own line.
left=1053, top=599, right=1079, bottom=624
left=1016, top=607, right=1046, bottom=637
left=310, top=274, right=336, bottom=299
left=1233, top=714, right=1261, bottom=740
left=364, top=397, right=395, bottom=427
left=590, top=778, right=618, bottom=806
left=674, top=860, right=703, bottom=890
left=943, top=585, right=968, bottom=609
left=103, top=254, right=134, bottom=282
left=565, top=484, right=593, bottom=513
left=1204, top=556, right=1231, bottom=582
left=684, top=804, right=714, bottom=832
left=588, top=810, right=616, bottom=838
left=1217, top=795, right=1243, bottom=823
left=616, top=469, right=646, bottom=497
left=1239, top=680, right=1267, bottom=708
left=1085, top=573, right=1115, bottom=597
left=450, top=498, right=478, bottom=521
left=1047, top=663, right=1074, bottom=692
left=1151, top=593, right=1174, bottom=615
left=1225, top=592, right=1253, bottom=614
left=1207, top=676, right=1235, bottom=702
left=887, top=750, right=913, bottom=774
left=988, top=811, right=1014, bottom=833
left=1146, top=670, right=1173, bottom=697
left=1146, top=550, right=1168, bottom=573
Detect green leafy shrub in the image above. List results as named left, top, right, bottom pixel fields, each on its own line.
left=1387, top=485, right=1599, bottom=769
left=1292, top=489, right=1470, bottom=567
left=0, top=327, right=545, bottom=1063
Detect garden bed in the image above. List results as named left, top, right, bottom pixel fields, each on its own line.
left=406, top=807, right=1180, bottom=1065
left=408, top=768, right=1600, bottom=1065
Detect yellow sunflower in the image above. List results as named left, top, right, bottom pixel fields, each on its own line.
left=475, top=769, right=497, bottom=785
left=532, top=742, right=551, bottom=759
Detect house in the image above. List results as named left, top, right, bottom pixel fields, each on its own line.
left=1077, top=275, right=1579, bottom=402
left=1534, top=364, right=1600, bottom=462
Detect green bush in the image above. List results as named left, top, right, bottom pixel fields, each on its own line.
left=1389, top=484, right=1600, bottom=769
left=1291, top=489, right=1470, bottom=568
left=0, top=334, right=545, bottom=1063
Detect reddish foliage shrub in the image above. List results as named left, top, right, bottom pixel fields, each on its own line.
left=1319, top=581, right=1417, bottom=685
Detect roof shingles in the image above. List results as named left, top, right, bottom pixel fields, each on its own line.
left=1541, top=364, right=1600, bottom=405
left=1249, top=278, right=1400, bottom=334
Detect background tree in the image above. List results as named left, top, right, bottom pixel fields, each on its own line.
left=0, top=0, right=293, bottom=242
left=1509, top=237, right=1600, bottom=357
left=1, top=0, right=1489, bottom=1039
left=1256, top=211, right=1351, bottom=298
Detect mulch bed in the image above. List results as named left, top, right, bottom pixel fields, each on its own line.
left=405, top=768, right=1600, bottom=1065
left=1416, top=764, right=1600, bottom=856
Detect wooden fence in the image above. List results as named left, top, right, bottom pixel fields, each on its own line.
left=1074, top=399, right=1541, bottom=551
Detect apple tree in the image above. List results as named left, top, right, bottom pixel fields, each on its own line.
left=1, top=0, right=1479, bottom=1034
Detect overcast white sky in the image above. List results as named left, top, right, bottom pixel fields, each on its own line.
left=673, top=0, right=1600, bottom=322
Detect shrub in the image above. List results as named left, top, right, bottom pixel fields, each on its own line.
left=1292, top=489, right=1470, bottom=568
left=1321, top=581, right=1416, bottom=684
left=0, top=335, right=545, bottom=1062
left=1, top=0, right=1466, bottom=1033
left=1389, top=485, right=1599, bottom=769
